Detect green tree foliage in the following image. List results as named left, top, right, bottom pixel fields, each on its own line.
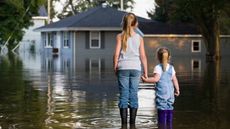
left=0, top=0, right=45, bottom=51
left=50, top=0, right=134, bottom=20
left=148, top=0, right=173, bottom=22
left=173, top=0, right=230, bottom=59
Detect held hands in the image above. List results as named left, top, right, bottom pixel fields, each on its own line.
left=141, top=74, right=148, bottom=82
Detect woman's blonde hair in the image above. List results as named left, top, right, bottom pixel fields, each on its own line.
left=157, top=47, right=171, bottom=72
left=121, top=13, right=137, bottom=52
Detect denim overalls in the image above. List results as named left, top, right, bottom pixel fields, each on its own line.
left=156, top=65, right=175, bottom=110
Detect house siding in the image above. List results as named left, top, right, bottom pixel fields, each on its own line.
left=221, top=37, right=230, bottom=56
left=74, top=31, right=120, bottom=73
left=144, top=37, right=207, bottom=57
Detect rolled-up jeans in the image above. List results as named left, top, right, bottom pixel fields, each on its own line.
left=117, top=70, right=141, bottom=108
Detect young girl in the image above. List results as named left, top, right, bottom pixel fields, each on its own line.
left=141, top=47, right=180, bottom=128
left=113, top=13, right=148, bottom=126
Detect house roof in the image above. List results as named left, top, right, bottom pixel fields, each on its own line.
left=35, top=5, right=200, bottom=35
left=35, top=5, right=152, bottom=31
left=139, top=22, right=200, bottom=35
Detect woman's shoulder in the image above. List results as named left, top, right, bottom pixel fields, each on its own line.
left=116, top=33, right=122, bottom=39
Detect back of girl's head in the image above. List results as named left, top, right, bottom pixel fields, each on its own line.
left=121, top=13, right=138, bottom=52
left=157, top=47, right=171, bottom=71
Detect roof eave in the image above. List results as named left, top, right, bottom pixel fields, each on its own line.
left=34, top=27, right=122, bottom=32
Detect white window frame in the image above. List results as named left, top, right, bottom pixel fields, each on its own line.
left=45, top=32, right=53, bottom=48
left=63, top=58, right=70, bottom=71
left=191, top=59, right=201, bottom=72
left=89, top=58, right=101, bottom=75
left=45, top=58, right=53, bottom=72
left=191, top=40, right=201, bottom=52
left=63, top=31, right=70, bottom=48
left=89, top=31, right=101, bottom=49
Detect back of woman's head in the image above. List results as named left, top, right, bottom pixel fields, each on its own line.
left=157, top=47, right=171, bottom=72
left=121, top=13, right=138, bottom=52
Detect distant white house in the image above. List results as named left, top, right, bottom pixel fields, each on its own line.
left=19, top=6, right=48, bottom=53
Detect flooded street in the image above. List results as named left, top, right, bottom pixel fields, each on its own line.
left=0, top=52, right=230, bottom=129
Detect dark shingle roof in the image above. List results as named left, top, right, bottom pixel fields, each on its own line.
left=139, top=22, right=200, bottom=35
left=35, top=6, right=152, bottom=31
left=36, top=5, right=200, bottom=35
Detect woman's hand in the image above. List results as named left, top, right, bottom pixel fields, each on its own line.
left=141, top=76, right=148, bottom=82
left=114, top=65, right=118, bottom=75
left=175, top=90, right=180, bottom=96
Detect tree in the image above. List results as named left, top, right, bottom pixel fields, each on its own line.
left=174, top=0, right=230, bottom=60
left=0, top=0, right=46, bottom=52
left=147, top=0, right=174, bottom=22
left=50, top=0, right=134, bottom=20
left=148, top=0, right=230, bottom=61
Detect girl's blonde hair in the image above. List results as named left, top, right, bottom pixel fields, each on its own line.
left=157, top=47, right=171, bottom=72
left=121, top=13, right=137, bottom=52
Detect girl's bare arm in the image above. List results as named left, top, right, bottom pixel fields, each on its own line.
left=172, top=75, right=180, bottom=96
left=141, top=73, right=160, bottom=83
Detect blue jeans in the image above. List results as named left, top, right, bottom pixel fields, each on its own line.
left=117, top=70, right=141, bottom=108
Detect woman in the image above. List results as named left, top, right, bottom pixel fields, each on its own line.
left=113, top=13, right=148, bottom=126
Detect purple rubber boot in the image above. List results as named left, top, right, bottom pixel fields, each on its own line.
left=158, top=110, right=167, bottom=128
left=167, top=110, right=173, bottom=129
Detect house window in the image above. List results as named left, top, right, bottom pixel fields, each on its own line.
left=191, top=40, right=201, bottom=52
left=89, top=59, right=101, bottom=74
left=44, top=32, right=55, bottom=48
left=63, top=31, right=70, bottom=48
left=191, top=59, right=201, bottom=72
left=45, top=58, right=53, bottom=72
left=90, top=31, right=101, bottom=49
left=43, top=33, right=47, bottom=47
left=63, top=59, right=70, bottom=71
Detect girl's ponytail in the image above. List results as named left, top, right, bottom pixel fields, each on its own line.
left=157, top=47, right=171, bottom=72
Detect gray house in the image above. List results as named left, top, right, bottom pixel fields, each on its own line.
left=35, top=5, right=152, bottom=73
left=36, top=5, right=230, bottom=75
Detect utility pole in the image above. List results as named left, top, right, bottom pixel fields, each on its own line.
left=48, top=0, right=51, bottom=23
left=120, top=0, right=124, bottom=11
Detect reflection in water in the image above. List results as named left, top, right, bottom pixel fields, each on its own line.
left=0, top=53, right=230, bottom=129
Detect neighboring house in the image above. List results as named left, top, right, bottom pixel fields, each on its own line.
left=35, top=5, right=230, bottom=74
left=19, top=6, right=48, bottom=53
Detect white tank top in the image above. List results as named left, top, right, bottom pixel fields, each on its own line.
left=118, top=33, right=141, bottom=71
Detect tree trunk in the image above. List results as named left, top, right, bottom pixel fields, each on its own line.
left=204, top=20, right=221, bottom=62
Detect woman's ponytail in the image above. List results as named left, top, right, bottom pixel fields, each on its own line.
left=121, top=13, right=137, bottom=52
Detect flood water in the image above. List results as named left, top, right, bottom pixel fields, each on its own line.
left=0, top=52, right=230, bottom=129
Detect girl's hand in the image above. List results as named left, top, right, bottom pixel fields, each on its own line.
left=175, top=90, right=180, bottom=96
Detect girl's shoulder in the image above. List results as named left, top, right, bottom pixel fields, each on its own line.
left=154, top=64, right=163, bottom=71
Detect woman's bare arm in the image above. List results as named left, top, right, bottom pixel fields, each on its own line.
left=113, top=34, right=122, bottom=74
left=139, top=37, right=148, bottom=78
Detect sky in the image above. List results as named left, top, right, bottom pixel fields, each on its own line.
left=54, top=0, right=155, bottom=20
left=132, top=0, right=155, bottom=19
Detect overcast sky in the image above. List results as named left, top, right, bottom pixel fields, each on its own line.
left=54, top=0, right=155, bottom=20
left=132, top=0, right=155, bottom=19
